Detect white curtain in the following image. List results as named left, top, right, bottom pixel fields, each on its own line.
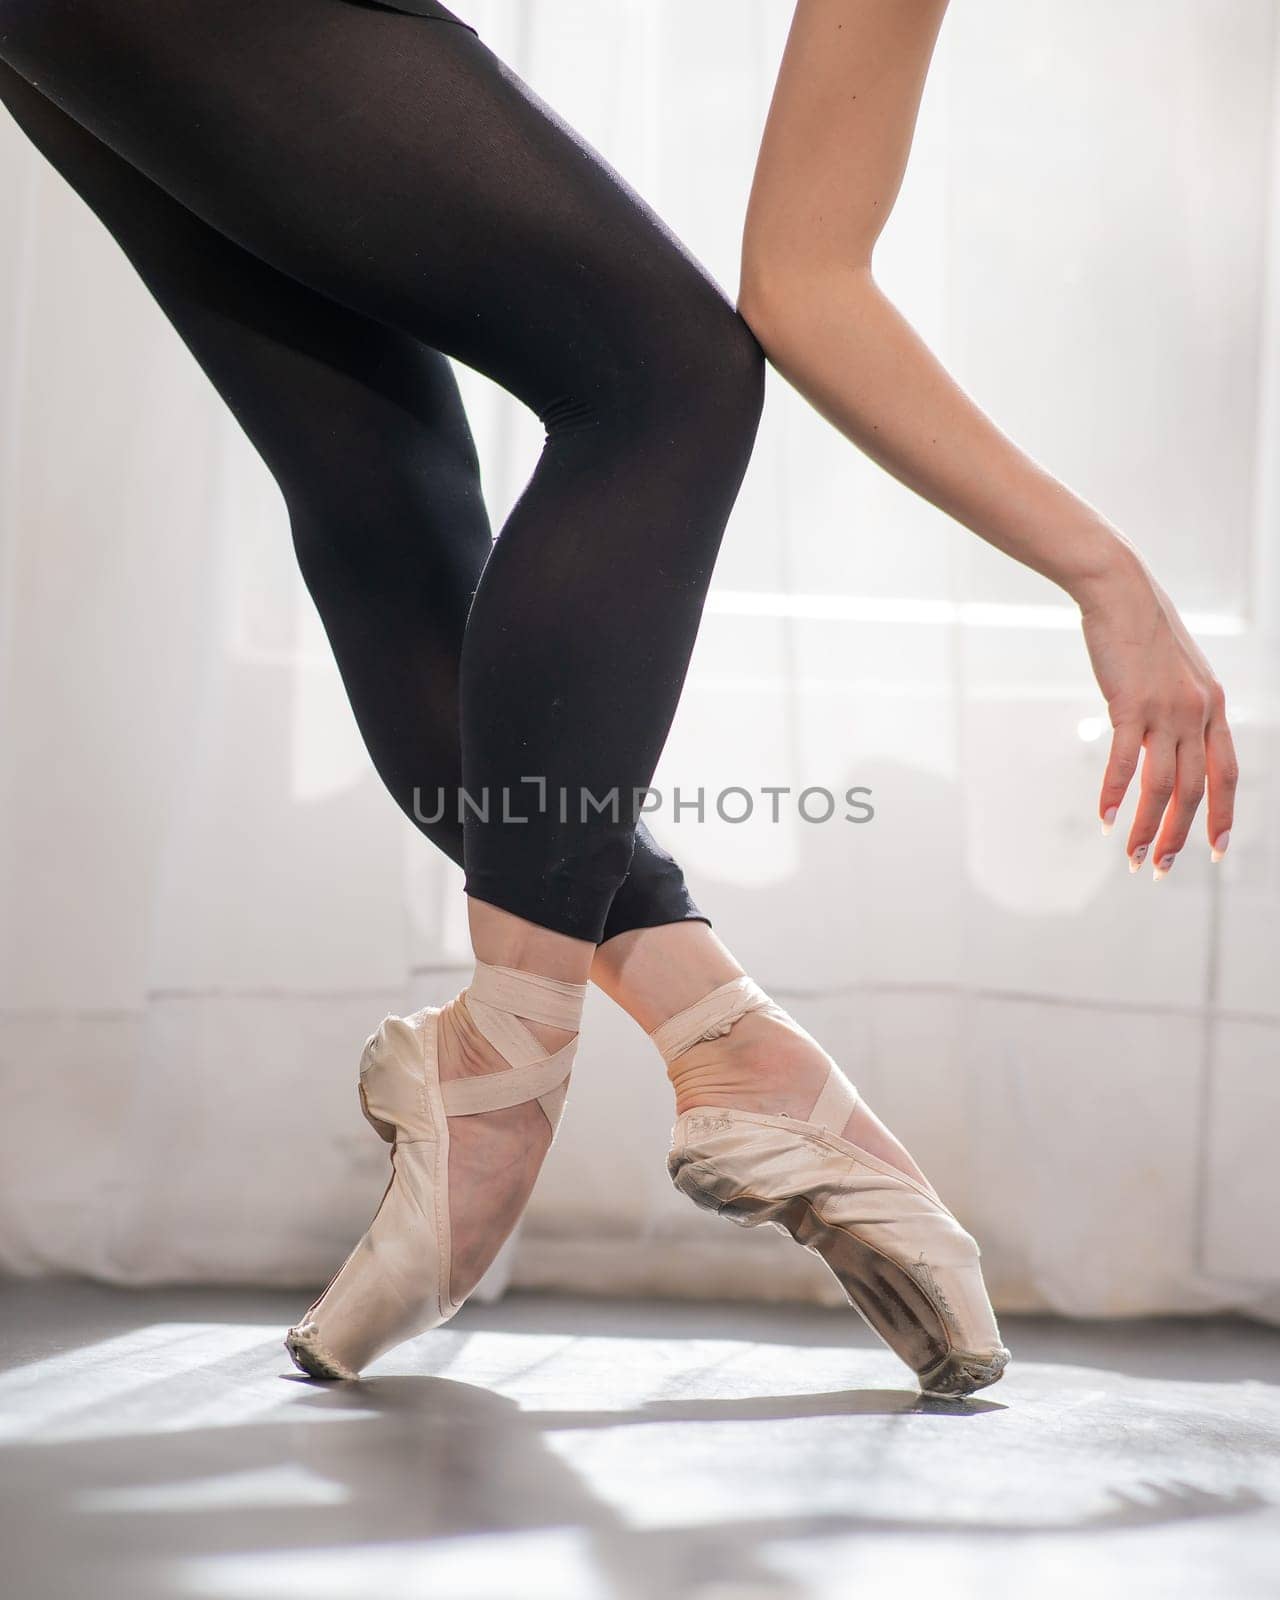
left=2, top=0, right=1278, bottom=1322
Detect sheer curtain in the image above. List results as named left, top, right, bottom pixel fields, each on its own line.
left=2, top=0, right=1277, bottom=1321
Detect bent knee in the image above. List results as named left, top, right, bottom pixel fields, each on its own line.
left=588, top=297, right=764, bottom=456
left=665, top=308, right=764, bottom=477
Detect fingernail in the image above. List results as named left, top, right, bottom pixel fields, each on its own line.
left=1211, top=830, right=1231, bottom=863
left=1129, top=844, right=1149, bottom=873
left=1101, top=806, right=1118, bottom=836
left=1153, top=854, right=1177, bottom=881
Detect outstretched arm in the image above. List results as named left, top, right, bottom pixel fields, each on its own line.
left=740, top=0, right=1237, bottom=875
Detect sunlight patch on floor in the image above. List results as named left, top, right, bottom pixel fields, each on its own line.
left=173, top=1530, right=601, bottom=1600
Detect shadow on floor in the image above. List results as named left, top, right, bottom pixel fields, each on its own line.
left=1, top=1282, right=1276, bottom=1600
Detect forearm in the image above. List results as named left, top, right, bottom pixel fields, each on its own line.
left=742, top=0, right=1144, bottom=606
left=739, top=259, right=1140, bottom=604
left=737, top=0, right=1237, bottom=868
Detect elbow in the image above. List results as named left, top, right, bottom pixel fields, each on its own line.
left=736, top=268, right=785, bottom=355
left=737, top=238, right=794, bottom=351
left=738, top=237, right=874, bottom=359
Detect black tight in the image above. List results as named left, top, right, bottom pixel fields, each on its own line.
left=0, top=0, right=763, bottom=943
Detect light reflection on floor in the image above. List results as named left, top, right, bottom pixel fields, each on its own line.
left=1, top=1283, right=1277, bottom=1600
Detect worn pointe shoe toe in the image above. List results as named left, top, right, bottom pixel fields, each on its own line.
left=285, top=961, right=586, bottom=1381
left=653, top=978, right=1011, bottom=1398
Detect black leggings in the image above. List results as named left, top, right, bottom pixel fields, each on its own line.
left=0, top=0, right=764, bottom=943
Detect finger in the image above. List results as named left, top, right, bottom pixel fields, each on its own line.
left=1151, top=737, right=1206, bottom=879
left=1126, top=733, right=1177, bottom=872
left=1205, top=713, right=1239, bottom=861
left=1099, top=719, right=1144, bottom=833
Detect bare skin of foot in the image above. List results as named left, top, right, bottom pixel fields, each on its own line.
left=660, top=1008, right=938, bottom=1200
left=591, top=920, right=938, bottom=1198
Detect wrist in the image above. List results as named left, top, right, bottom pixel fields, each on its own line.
left=1050, top=521, right=1146, bottom=610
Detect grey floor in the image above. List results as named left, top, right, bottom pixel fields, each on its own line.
left=1, top=1283, right=1278, bottom=1600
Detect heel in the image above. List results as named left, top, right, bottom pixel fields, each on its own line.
left=668, top=1155, right=717, bottom=1214
left=358, top=1077, right=396, bottom=1144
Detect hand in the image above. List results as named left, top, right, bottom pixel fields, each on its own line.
left=1074, top=545, right=1238, bottom=878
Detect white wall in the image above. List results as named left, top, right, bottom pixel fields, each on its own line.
left=2, top=1, right=1278, bottom=1320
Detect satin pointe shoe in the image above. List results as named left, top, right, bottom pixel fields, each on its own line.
left=285, top=961, right=586, bottom=1380
left=654, top=977, right=1011, bottom=1398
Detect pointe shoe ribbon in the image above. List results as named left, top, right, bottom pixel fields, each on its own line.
left=285, top=961, right=586, bottom=1381
left=440, top=963, right=584, bottom=1133
left=650, top=975, right=860, bottom=1138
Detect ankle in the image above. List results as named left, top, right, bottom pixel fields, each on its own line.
left=462, top=959, right=585, bottom=1061
left=591, top=922, right=744, bottom=1034
left=467, top=899, right=594, bottom=988
left=437, top=995, right=506, bottom=1080
left=667, top=1044, right=756, bottom=1116
left=438, top=981, right=578, bottom=1082
left=663, top=1009, right=832, bottom=1118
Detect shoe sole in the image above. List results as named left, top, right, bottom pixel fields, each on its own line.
left=917, top=1346, right=1010, bottom=1399
left=670, top=1158, right=1008, bottom=1400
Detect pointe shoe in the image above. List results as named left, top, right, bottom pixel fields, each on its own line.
left=285, top=961, right=586, bottom=1380
left=654, top=977, right=1011, bottom=1398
